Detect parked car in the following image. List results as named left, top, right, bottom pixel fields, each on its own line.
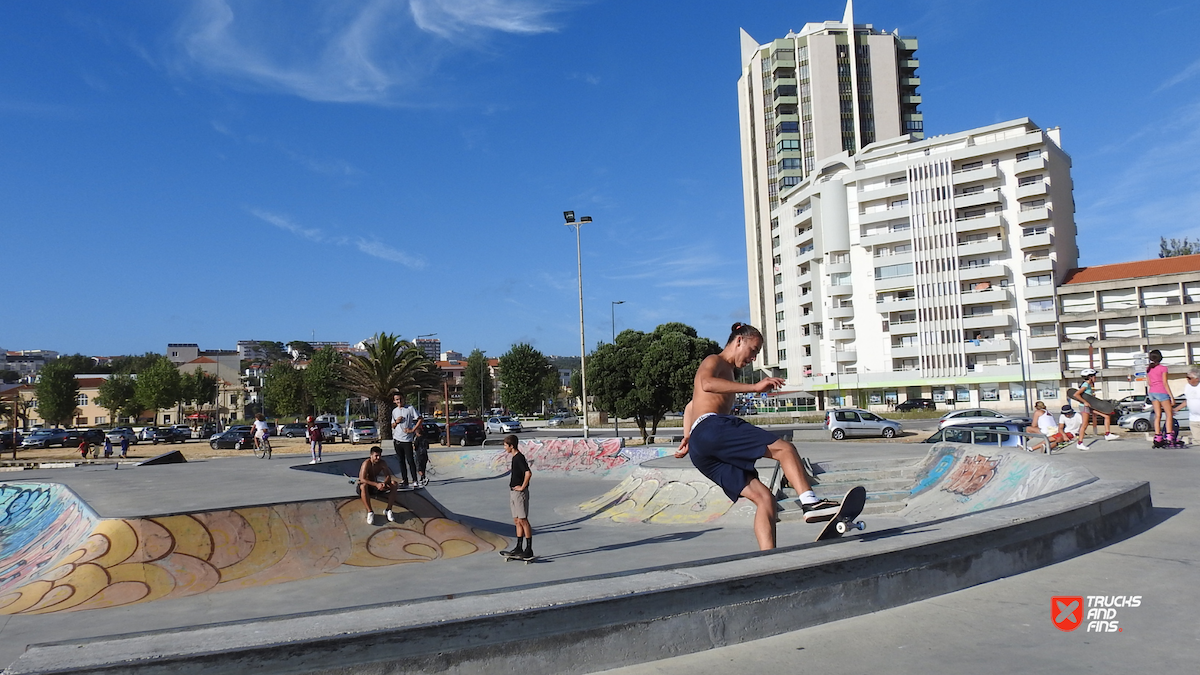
left=895, top=398, right=936, bottom=412
left=149, top=427, right=186, bottom=444
left=105, top=427, right=138, bottom=446
left=447, top=422, right=486, bottom=446
left=823, top=408, right=903, bottom=440
left=138, top=427, right=159, bottom=442
left=1, top=430, right=22, bottom=450
left=170, top=425, right=194, bottom=439
left=1117, top=406, right=1190, bottom=433
left=546, top=413, right=579, bottom=428
left=1116, top=395, right=1148, bottom=413
left=62, top=428, right=106, bottom=447
left=937, top=408, right=1029, bottom=429
left=279, top=423, right=309, bottom=438
left=209, top=429, right=255, bottom=450
left=349, top=420, right=378, bottom=445
left=315, top=421, right=340, bottom=443
left=418, top=421, right=443, bottom=446
left=21, top=428, right=70, bottom=448
left=923, top=421, right=1028, bottom=447
left=486, top=416, right=522, bottom=434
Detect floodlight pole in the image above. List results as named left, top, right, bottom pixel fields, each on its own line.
left=564, top=211, right=591, bottom=439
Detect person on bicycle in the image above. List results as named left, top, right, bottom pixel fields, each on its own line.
left=252, top=413, right=271, bottom=450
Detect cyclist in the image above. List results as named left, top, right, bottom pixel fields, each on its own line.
left=252, top=413, right=272, bottom=456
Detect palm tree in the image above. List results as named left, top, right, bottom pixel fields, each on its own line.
left=339, top=333, right=442, bottom=439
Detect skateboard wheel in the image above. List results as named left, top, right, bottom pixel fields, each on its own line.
left=855, top=521, right=866, bottom=531
left=835, top=520, right=848, bottom=535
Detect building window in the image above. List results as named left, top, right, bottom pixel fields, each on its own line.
left=772, top=236, right=780, bottom=249
left=776, top=310, right=785, bottom=321
left=875, top=263, right=913, bottom=279
left=831, top=272, right=851, bottom=286
left=95, top=416, right=107, bottom=425
left=1017, top=149, right=1040, bottom=161
left=774, top=273, right=783, bottom=286
left=776, top=121, right=799, bottom=134
left=959, top=161, right=983, bottom=172
left=1027, top=274, right=1053, bottom=287
left=1020, top=199, right=1047, bottom=211
left=1023, top=226, right=1048, bottom=237
left=956, top=386, right=971, bottom=402
left=1010, top=382, right=1026, bottom=401
left=1018, top=174, right=1044, bottom=187
left=1028, top=299, right=1054, bottom=313
left=76, top=393, right=88, bottom=406
left=781, top=176, right=801, bottom=188
left=778, top=349, right=787, bottom=361
left=777, top=330, right=786, bottom=342
left=1037, top=381, right=1058, bottom=399
left=776, top=139, right=800, bottom=153
left=780, top=158, right=801, bottom=170
left=775, top=292, right=785, bottom=304
left=981, top=384, right=1000, bottom=401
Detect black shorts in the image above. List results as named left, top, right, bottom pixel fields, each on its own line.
left=688, top=415, right=777, bottom=502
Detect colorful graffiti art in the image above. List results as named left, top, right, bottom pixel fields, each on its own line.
left=0, top=485, right=507, bottom=616
left=0, top=484, right=99, bottom=597
left=434, top=439, right=673, bottom=480
left=579, top=470, right=734, bottom=524
left=942, top=454, right=1002, bottom=497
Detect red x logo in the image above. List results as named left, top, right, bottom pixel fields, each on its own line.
left=1052, top=596, right=1084, bottom=631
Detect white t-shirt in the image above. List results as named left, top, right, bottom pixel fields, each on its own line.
left=1059, top=413, right=1082, bottom=436
left=1036, top=411, right=1057, bottom=434
left=253, top=420, right=270, bottom=438
left=391, top=405, right=420, bottom=442
left=1184, top=382, right=1200, bottom=421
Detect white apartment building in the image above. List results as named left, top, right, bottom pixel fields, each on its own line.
left=761, top=118, right=1078, bottom=410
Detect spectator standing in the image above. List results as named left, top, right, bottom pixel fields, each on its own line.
left=119, top=435, right=129, bottom=458
left=103, top=437, right=113, bottom=458
left=306, top=415, right=323, bottom=464
left=390, top=392, right=422, bottom=489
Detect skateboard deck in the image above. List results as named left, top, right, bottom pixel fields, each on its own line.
left=815, top=486, right=867, bottom=542
left=1067, top=388, right=1118, bottom=415
left=500, top=550, right=537, bottom=564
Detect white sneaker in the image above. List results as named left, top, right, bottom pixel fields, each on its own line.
left=1104, top=433, right=1119, bottom=440
left=1076, top=443, right=1087, bottom=451
left=309, top=459, right=317, bottom=464
left=386, top=509, right=396, bottom=522
left=366, top=511, right=376, bottom=525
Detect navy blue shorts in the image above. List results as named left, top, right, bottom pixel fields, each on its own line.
left=688, top=415, right=778, bottom=502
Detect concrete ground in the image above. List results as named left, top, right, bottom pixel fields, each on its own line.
left=1, top=435, right=1189, bottom=672
left=600, top=439, right=1200, bottom=675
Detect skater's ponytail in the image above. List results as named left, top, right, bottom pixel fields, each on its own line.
left=1149, top=349, right=1163, bottom=365
left=726, top=322, right=763, bottom=346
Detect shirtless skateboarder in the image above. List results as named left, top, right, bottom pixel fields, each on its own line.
left=676, top=322, right=839, bottom=550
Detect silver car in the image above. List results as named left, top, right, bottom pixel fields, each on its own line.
left=105, top=427, right=138, bottom=445
left=546, top=413, right=579, bottom=427
left=938, top=408, right=1028, bottom=430
left=348, top=420, right=378, bottom=445
left=486, top=416, right=522, bottom=434
left=823, top=408, right=902, bottom=440
left=1117, top=406, right=1190, bottom=433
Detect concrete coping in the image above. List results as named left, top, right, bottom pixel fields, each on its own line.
left=5, top=477, right=1151, bottom=675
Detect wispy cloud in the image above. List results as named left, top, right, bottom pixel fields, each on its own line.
left=248, top=208, right=424, bottom=268
left=213, top=120, right=362, bottom=177
left=174, top=0, right=565, bottom=104
left=1156, top=56, right=1200, bottom=93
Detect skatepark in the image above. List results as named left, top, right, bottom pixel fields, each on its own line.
left=0, top=434, right=1192, bottom=674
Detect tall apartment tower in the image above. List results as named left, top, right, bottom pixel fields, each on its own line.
left=739, top=1, right=921, bottom=354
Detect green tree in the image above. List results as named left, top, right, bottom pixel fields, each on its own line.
left=96, top=374, right=138, bottom=425
left=569, top=369, right=583, bottom=407
left=135, top=357, right=182, bottom=419
left=498, top=343, right=552, bottom=415
left=34, top=361, right=80, bottom=427
left=287, top=341, right=315, bottom=360
left=57, top=353, right=102, bottom=374
left=305, top=347, right=347, bottom=415
left=0, top=369, right=20, bottom=384
left=1160, top=237, right=1200, bottom=258
left=263, top=361, right=307, bottom=417
left=258, top=341, right=288, bottom=362
left=461, top=349, right=494, bottom=413
left=110, top=352, right=162, bottom=374
left=541, top=369, right=563, bottom=412
left=339, top=333, right=441, bottom=440
left=587, top=323, right=718, bottom=441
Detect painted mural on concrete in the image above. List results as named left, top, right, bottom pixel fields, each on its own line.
left=0, top=486, right=506, bottom=616
left=432, top=439, right=674, bottom=480
left=901, top=445, right=1097, bottom=520
left=1, top=484, right=99, bottom=597
left=579, top=470, right=734, bottom=524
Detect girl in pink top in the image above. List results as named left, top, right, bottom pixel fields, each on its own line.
left=1146, top=350, right=1174, bottom=442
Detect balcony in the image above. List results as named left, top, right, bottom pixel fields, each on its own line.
left=955, top=213, right=1003, bottom=234
left=1017, top=181, right=1048, bottom=199
left=888, top=320, right=918, bottom=335
left=861, top=226, right=913, bottom=247
left=875, top=274, right=915, bottom=293
left=859, top=179, right=911, bottom=201
left=1025, top=310, right=1058, bottom=324
left=953, top=189, right=1001, bottom=210
left=903, top=94, right=922, bottom=105
left=1022, top=257, right=1054, bottom=275
left=834, top=349, right=858, bottom=362
left=797, top=271, right=811, bottom=287
left=890, top=344, right=921, bottom=359
left=901, top=76, right=920, bottom=87
left=830, top=328, right=856, bottom=341
left=1018, top=206, right=1051, bottom=225
left=960, top=286, right=1010, bottom=305
left=1025, top=283, right=1055, bottom=299
left=1027, top=335, right=1060, bottom=350
left=964, top=338, right=1013, bottom=354
left=826, top=259, right=852, bottom=275
left=902, top=59, right=920, bottom=69
left=963, top=313, right=1012, bottom=331
left=828, top=284, right=853, bottom=296
left=957, top=237, right=1005, bottom=257
left=877, top=297, right=917, bottom=313
left=958, top=263, right=1007, bottom=282
left=860, top=204, right=910, bottom=226
left=829, top=305, right=854, bottom=320
left=952, top=164, right=999, bottom=184
left=1020, top=231, right=1052, bottom=249
left=1016, top=155, right=1046, bottom=173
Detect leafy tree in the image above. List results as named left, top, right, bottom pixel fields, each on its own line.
left=288, top=341, right=315, bottom=360
left=305, top=347, right=347, bottom=415
left=258, top=341, right=288, bottom=362
left=57, top=353, right=102, bottom=374
left=110, top=352, right=162, bottom=374
left=135, top=357, right=182, bottom=419
left=96, top=374, right=139, bottom=425
left=263, top=361, right=307, bottom=417
left=587, top=323, right=718, bottom=441
left=179, top=368, right=219, bottom=408
left=461, top=349, right=494, bottom=413
left=0, top=369, right=19, bottom=384
left=339, top=333, right=441, bottom=440
left=498, top=343, right=552, bottom=415
left=34, top=361, right=80, bottom=427
left=541, top=369, right=563, bottom=412
left=1160, top=237, right=1200, bottom=258
left=569, top=369, right=583, bottom=407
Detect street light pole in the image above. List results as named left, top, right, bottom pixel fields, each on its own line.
left=564, top=211, right=591, bottom=439
left=611, top=300, right=624, bottom=439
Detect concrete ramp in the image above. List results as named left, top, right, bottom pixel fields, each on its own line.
left=433, top=438, right=676, bottom=480
left=900, top=443, right=1097, bottom=521
left=0, top=484, right=506, bottom=616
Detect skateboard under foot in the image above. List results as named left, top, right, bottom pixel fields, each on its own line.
left=815, top=485, right=867, bottom=542
left=499, top=550, right=537, bottom=564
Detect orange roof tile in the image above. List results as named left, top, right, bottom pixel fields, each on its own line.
left=187, top=356, right=218, bottom=364
left=1062, top=254, right=1200, bottom=285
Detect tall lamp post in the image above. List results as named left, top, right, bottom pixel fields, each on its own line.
left=611, top=300, right=624, bottom=439
left=564, top=211, right=591, bottom=439
left=1086, top=335, right=1097, bottom=369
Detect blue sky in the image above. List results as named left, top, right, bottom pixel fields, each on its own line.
left=3, top=1, right=1199, bottom=360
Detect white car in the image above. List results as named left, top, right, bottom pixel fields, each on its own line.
left=937, top=408, right=1028, bottom=429
left=348, top=420, right=378, bottom=444
left=546, top=413, right=579, bottom=427
left=486, top=416, right=522, bottom=434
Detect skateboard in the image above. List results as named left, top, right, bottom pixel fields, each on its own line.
left=1066, top=388, right=1118, bottom=415
left=499, top=550, right=537, bottom=564
left=815, top=486, right=867, bottom=542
